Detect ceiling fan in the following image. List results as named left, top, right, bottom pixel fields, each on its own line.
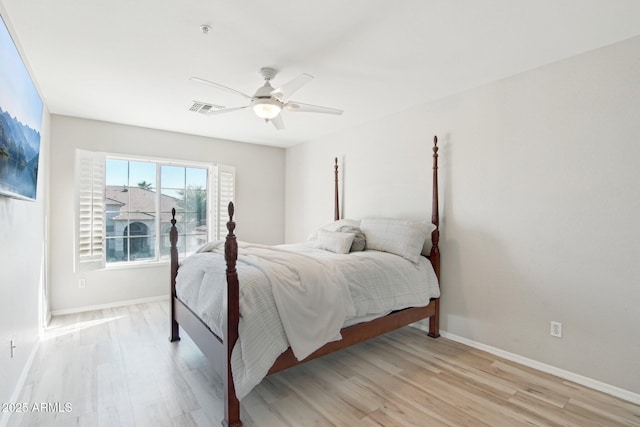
left=189, top=67, right=343, bottom=130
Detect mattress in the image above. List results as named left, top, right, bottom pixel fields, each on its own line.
left=175, top=241, right=439, bottom=398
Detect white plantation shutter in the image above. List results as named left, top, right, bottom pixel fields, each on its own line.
left=216, top=164, right=235, bottom=239
left=75, top=150, right=105, bottom=271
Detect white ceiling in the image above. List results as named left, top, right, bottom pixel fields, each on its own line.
left=3, top=0, right=640, bottom=148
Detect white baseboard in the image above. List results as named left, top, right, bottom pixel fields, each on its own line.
left=0, top=338, right=41, bottom=427
left=50, top=294, right=169, bottom=316
left=411, top=323, right=640, bottom=405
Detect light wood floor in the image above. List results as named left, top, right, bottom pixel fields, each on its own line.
left=10, top=301, right=640, bottom=426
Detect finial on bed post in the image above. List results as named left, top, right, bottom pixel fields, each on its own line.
left=169, top=208, right=180, bottom=342
left=334, top=157, right=340, bottom=221
left=170, top=208, right=178, bottom=246
left=224, top=201, right=238, bottom=284
left=223, top=201, right=241, bottom=426
left=225, top=202, right=237, bottom=273
left=429, top=135, right=441, bottom=338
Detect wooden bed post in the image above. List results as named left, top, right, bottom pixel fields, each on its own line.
left=223, top=202, right=242, bottom=427
left=169, top=208, right=180, bottom=342
left=334, top=157, right=340, bottom=221
left=428, top=135, right=441, bottom=338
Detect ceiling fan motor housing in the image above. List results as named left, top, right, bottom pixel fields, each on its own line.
left=253, top=80, right=277, bottom=99
left=252, top=74, right=283, bottom=119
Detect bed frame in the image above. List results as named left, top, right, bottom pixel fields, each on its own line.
left=169, top=136, right=441, bottom=427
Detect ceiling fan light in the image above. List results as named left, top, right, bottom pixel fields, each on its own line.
left=252, top=99, right=282, bottom=119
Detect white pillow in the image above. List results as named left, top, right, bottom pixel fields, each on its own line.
left=313, top=230, right=356, bottom=254
left=360, top=218, right=433, bottom=263
left=308, top=219, right=361, bottom=241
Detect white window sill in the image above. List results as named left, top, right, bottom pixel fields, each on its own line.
left=104, top=260, right=170, bottom=271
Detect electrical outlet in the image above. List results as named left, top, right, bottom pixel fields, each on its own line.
left=550, top=321, right=562, bottom=338
left=79, top=279, right=86, bottom=289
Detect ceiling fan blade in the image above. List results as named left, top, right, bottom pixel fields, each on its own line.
left=270, top=114, right=285, bottom=130
left=271, top=73, right=313, bottom=101
left=285, top=101, right=343, bottom=115
left=205, top=105, right=249, bottom=115
left=190, top=77, right=253, bottom=100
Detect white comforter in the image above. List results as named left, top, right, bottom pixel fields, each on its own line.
left=175, top=241, right=439, bottom=399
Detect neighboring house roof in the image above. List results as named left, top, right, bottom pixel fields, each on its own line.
left=105, top=185, right=181, bottom=222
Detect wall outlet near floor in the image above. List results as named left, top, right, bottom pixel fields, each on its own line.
left=79, top=279, right=86, bottom=289
left=550, top=321, right=562, bottom=338
left=10, top=337, right=16, bottom=358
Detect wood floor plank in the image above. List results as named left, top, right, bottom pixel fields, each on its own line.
left=269, top=367, right=368, bottom=425
left=564, top=398, right=639, bottom=427
left=508, top=390, right=603, bottom=427
left=362, top=401, right=452, bottom=427
left=11, top=301, right=640, bottom=427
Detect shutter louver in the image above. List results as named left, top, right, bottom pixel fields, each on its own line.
left=75, top=150, right=105, bottom=271
left=219, top=171, right=235, bottom=237
left=216, top=165, right=235, bottom=239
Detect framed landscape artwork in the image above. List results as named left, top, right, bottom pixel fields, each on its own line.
left=0, top=14, right=43, bottom=201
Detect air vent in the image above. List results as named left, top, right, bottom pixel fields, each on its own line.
left=188, top=101, right=225, bottom=114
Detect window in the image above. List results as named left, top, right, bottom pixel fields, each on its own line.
left=105, top=159, right=159, bottom=264
left=158, top=164, right=209, bottom=261
left=75, top=150, right=235, bottom=271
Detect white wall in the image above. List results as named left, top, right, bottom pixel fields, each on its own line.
left=0, top=111, right=48, bottom=418
left=0, top=3, right=50, bottom=414
left=286, top=36, right=640, bottom=394
left=50, top=115, right=285, bottom=313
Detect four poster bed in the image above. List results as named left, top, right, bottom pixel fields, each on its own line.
left=169, top=136, right=442, bottom=427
